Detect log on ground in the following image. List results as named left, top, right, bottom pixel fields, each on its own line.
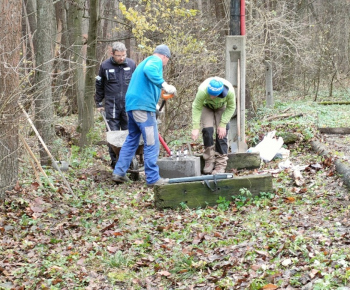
left=318, top=127, right=350, bottom=134
left=311, top=140, right=350, bottom=188
left=154, top=174, right=273, bottom=209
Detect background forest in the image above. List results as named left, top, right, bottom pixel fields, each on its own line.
left=1, top=0, right=350, bottom=195
left=2, top=1, right=350, bottom=289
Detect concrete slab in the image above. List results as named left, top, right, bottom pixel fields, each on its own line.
left=196, top=152, right=261, bottom=171
left=157, top=156, right=201, bottom=178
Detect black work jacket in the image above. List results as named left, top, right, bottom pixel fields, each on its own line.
left=95, top=57, right=136, bottom=119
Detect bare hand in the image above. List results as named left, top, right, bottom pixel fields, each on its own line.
left=217, top=127, right=227, bottom=139
left=191, top=129, right=199, bottom=141
left=97, top=107, right=104, bottom=112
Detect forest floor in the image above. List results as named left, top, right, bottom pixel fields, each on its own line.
left=1, top=95, right=350, bottom=290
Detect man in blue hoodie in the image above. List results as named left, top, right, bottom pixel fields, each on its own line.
left=112, top=44, right=176, bottom=187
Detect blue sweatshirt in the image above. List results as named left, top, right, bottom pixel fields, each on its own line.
left=125, top=55, right=165, bottom=112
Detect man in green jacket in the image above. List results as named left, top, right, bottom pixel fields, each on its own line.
left=191, top=77, right=236, bottom=174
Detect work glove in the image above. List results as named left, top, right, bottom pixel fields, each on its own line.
left=162, top=82, right=177, bottom=95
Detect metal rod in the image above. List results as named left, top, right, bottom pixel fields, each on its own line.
left=169, top=174, right=233, bottom=184
left=241, top=0, right=245, bottom=35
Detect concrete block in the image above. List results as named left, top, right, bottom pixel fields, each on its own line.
left=227, top=152, right=261, bottom=170
left=197, top=152, right=261, bottom=171
left=158, top=156, right=201, bottom=178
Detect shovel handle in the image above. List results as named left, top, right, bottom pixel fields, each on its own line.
left=159, top=100, right=166, bottom=112
left=159, top=133, right=171, bottom=155
left=100, top=110, right=112, bottom=132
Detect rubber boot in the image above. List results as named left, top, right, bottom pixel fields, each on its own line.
left=203, top=146, right=215, bottom=174
left=212, top=154, right=228, bottom=175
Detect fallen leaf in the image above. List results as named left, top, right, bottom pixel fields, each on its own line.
left=107, top=246, right=118, bottom=253
left=255, top=250, right=270, bottom=257
left=285, top=197, right=295, bottom=203
left=263, top=284, right=278, bottom=289
left=158, top=270, right=171, bottom=277
left=30, top=204, right=44, bottom=213
left=282, top=258, right=292, bottom=266
left=309, top=269, right=319, bottom=279
left=77, top=258, right=85, bottom=265
left=14, top=181, right=21, bottom=191
left=251, top=264, right=261, bottom=270
left=31, top=182, right=40, bottom=190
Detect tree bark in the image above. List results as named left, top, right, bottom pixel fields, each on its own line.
left=79, top=0, right=99, bottom=147
left=53, top=0, right=70, bottom=112
left=67, top=0, right=85, bottom=115
left=0, top=0, right=22, bottom=199
left=34, top=0, right=55, bottom=165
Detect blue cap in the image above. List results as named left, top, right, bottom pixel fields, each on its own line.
left=207, top=79, right=224, bottom=96
left=154, top=44, right=171, bottom=58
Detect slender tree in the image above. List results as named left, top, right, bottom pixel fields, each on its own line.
left=79, top=0, right=99, bottom=147
left=67, top=0, right=85, bottom=115
left=0, top=0, right=22, bottom=199
left=34, top=0, right=56, bottom=165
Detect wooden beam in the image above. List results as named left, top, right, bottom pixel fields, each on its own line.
left=154, top=174, right=273, bottom=209
left=318, top=101, right=350, bottom=105
left=265, top=113, right=303, bottom=121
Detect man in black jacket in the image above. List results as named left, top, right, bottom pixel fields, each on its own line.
left=95, top=42, right=136, bottom=169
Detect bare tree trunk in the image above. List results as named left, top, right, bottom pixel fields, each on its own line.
left=79, top=0, right=99, bottom=147
left=53, top=0, right=70, bottom=113
left=0, top=0, right=22, bottom=199
left=197, top=0, right=202, bottom=12
left=24, top=0, right=36, bottom=65
left=214, top=0, right=226, bottom=20
left=34, top=0, right=55, bottom=165
left=67, top=0, right=84, bottom=115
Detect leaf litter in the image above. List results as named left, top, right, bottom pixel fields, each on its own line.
left=1, top=100, right=350, bottom=289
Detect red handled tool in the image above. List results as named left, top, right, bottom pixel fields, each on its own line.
left=158, top=90, right=174, bottom=156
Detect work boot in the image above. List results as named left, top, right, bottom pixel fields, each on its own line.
left=212, top=154, right=228, bottom=175
left=147, top=178, right=169, bottom=188
left=110, top=161, right=116, bottom=169
left=112, top=173, right=130, bottom=183
left=203, top=146, right=215, bottom=174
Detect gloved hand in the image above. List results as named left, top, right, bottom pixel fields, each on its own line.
left=162, top=82, right=177, bottom=95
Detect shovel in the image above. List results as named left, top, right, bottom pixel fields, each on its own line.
left=100, top=110, right=131, bottom=148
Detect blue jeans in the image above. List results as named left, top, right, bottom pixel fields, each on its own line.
left=113, top=110, right=160, bottom=184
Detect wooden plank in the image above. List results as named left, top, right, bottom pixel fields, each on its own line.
left=318, top=127, right=350, bottom=134
left=154, top=174, right=273, bottom=209
left=227, top=152, right=261, bottom=170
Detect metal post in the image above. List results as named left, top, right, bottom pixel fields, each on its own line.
left=226, top=0, right=247, bottom=153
